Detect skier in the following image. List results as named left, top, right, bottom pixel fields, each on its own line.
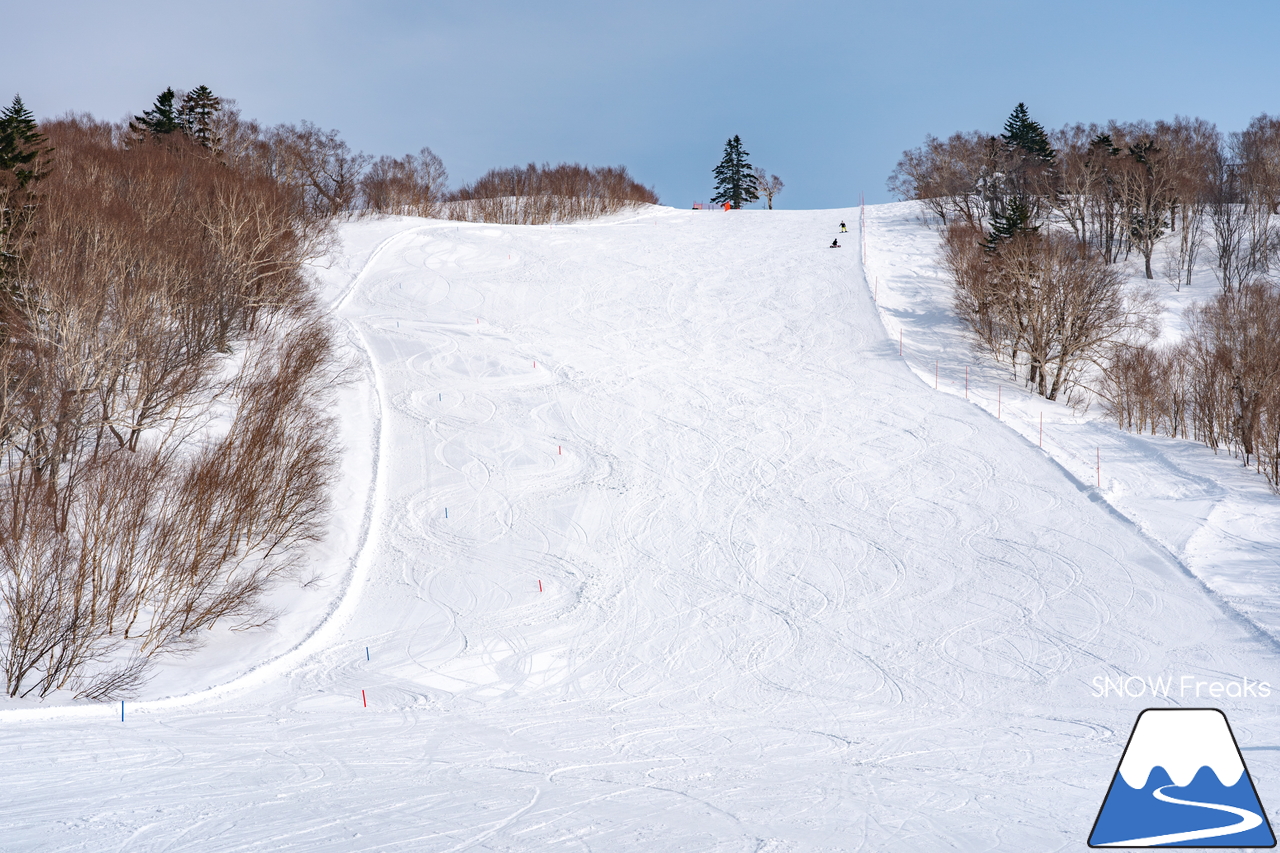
left=830, top=239, right=840, bottom=248
left=840, top=221, right=847, bottom=232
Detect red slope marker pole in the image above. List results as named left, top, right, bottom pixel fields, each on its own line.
left=362, top=689, right=367, bottom=708
left=538, top=580, right=543, bottom=592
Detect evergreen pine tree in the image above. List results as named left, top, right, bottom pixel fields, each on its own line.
left=1088, top=132, right=1120, bottom=160
left=1001, top=103, right=1055, bottom=163
left=0, top=95, right=51, bottom=187
left=711, top=135, right=759, bottom=209
left=984, top=103, right=1056, bottom=229
left=178, top=85, right=222, bottom=149
left=0, top=95, right=50, bottom=313
left=131, top=88, right=182, bottom=138
left=983, top=197, right=1037, bottom=252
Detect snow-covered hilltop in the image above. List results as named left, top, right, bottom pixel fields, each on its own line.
left=5, top=204, right=1280, bottom=851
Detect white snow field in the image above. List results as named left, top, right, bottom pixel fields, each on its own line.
left=5, top=204, right=1280, bottom=851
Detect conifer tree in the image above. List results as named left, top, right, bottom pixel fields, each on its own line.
left=711, top=135, right=759, bottom=209
left=983, top=197, right=1038, bottom=252
left=0, top=95, right=51, bottom=187
left=981, top=103, right=1057, bottom=230
left=0, top=95, right=50, bottom=318
left=178, top=85, right=222, bottom=149
left=1001, top=102, right=1055, bottom=163
left=131, top=88, right=182, bottom=138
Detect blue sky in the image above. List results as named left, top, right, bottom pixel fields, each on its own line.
left=11, top=0, right=1280, bottom=209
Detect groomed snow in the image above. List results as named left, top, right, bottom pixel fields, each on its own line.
left=3, top=203, right=1280, bottom=851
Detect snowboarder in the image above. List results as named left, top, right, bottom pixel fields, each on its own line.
left=830, top=239, right=840, bottom=248
left=840, top=221, right=847, bottom=232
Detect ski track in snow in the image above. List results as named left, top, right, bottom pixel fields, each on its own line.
left=4, top=206, right=1280, bottom=851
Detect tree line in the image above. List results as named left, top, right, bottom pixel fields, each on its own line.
left=0, top=94, right=340, bottom=699
left=890, top=104, right=1280, bottom=491
left=449, top=162, right=657, bottom=225
left=130, top=87, right=658, bottom=224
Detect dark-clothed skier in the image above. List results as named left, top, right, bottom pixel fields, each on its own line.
left=840, top=221, right=847, bottom=232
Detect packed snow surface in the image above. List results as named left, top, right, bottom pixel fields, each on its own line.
left=5, top=204, right=1280, bottom=851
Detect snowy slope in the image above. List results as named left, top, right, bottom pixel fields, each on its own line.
left=4, top=205, right=1280, bottom=851
left=864, top=201, right=1280, bottom=649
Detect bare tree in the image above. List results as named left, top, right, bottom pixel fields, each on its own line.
left=1083, top=132, right=1127, bottom=264
left=266, top=121, right=370, bottom=219
left=751, top=166, right=784, bottom=209
left=887, top=131, right=991, bottom=228
left=360, top=147, right=449, bottom=217
left=1236, top=124, right=1280, bottom=281
left=1158, top=117, right=1217, bottom=291
left=1109, top=124, right=1177, bottom=280
left=1207, top=151, right=1250, bottom=292
left=946, top=225, right=1156, bottom=399
left=1050, top=123, right=1096, bottom=254
left=1236, top=114, right=1280, bottom=214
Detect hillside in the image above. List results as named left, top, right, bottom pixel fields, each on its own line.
left=3, top=204, right=1279, bottom=851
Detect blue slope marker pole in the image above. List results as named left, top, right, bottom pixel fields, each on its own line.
left=366, top=647, right=370, bottom=661
left=121, top=701, right=124, bottom=722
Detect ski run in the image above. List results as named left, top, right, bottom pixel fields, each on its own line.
left=4, top=202, right=1280, bottom=851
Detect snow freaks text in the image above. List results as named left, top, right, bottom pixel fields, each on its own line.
left=1091, top=675, right=1272, bottom=700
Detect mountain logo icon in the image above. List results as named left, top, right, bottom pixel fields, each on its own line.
left=1089, top=708, right=1276, bottom=847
